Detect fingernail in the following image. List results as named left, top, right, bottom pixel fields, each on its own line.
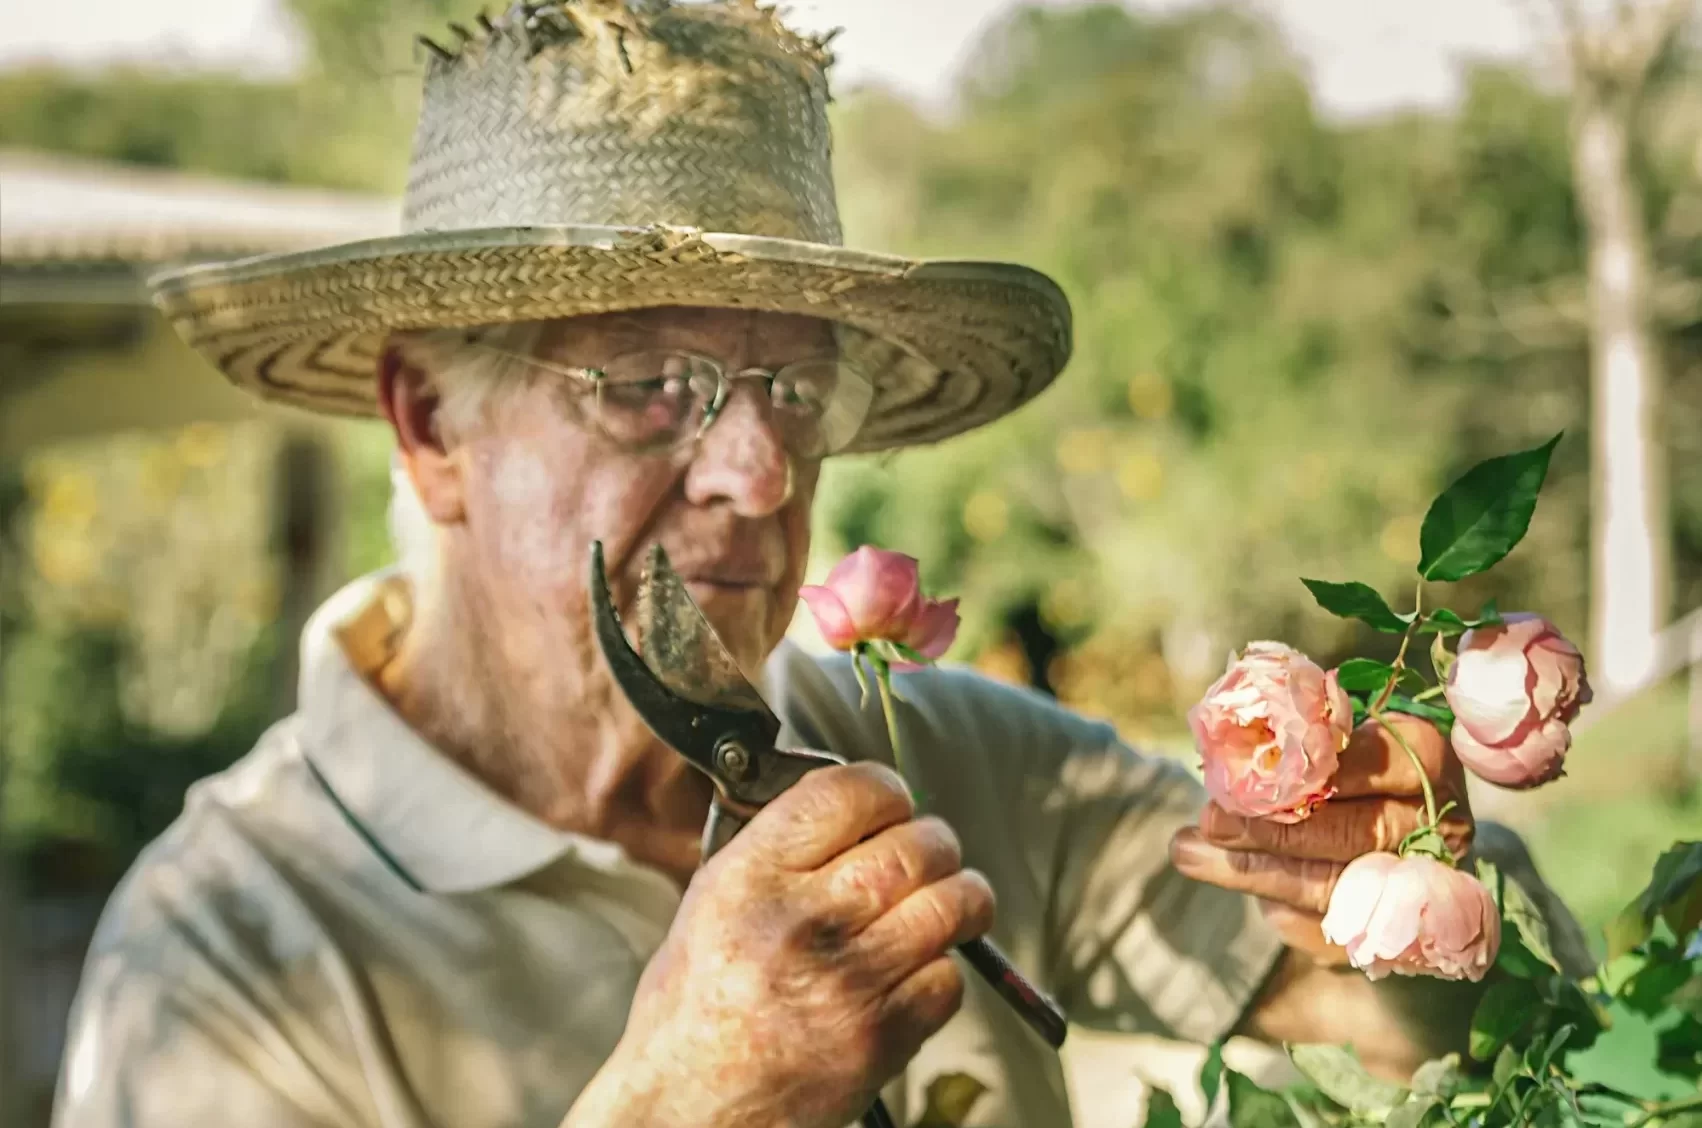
left=1170, top=829, right=1210, bottom=870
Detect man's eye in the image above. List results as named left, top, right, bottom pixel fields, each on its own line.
left=773, top=379, right=824, bottom=412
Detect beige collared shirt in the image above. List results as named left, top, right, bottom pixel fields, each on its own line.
left=52, top=571, right=1288, bottom=1128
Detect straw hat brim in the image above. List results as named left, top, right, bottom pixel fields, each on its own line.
left=148, top=225, right=1072, bottom=454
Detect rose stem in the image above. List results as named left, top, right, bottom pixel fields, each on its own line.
left=874, top=662, right=917, bottom=803
left=1373, top=711, right=1439, bottom=830
left=1371, top=586, right=1425, bottom=714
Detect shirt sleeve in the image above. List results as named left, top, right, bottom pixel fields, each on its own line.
left=770, top=651, right=1286, bottom=1047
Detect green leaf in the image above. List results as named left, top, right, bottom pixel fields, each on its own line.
left=1606, top=842, right=1702, bottom=960
left=1599, top=950, right=1650, bottom=997
left=1470, top=978, right=1544, bottom=1061
left=1225, top=1070, right=1300, bottom=1128
left=1141, top=1087, right=1185, bottom=1128
left=1429, top=633, right=1456, bottom=682
left=1335, top=658, right=1399, bottom=693
left=1492, top=1043, right=1521, bottom=1089
left=1279, top=1093, right=1333, bottom=1128
left=1481, top=859, right=1564, bottom=975
left=1385, top=1097, right=1440, bottom=1128
left=1564, top=1000, right=1694, bottom=1101
left=1606, top=901, right=1653, bottom=962
left=1288, top=1044, right=1408, bottom=1115
left=1419, top=608, right=1471, bottom=636
left=1640, top=842, right=1702, bottom=941
left=1201, top=1041, right=1225, bottom=1105
left=1417, top=433, right=1562, bottom=581
left=1419, top=604, right=1506, bottom=636
left=1385, top=694, right=1456, bottom=731
left=911, top=1072, right=990, bottom=1127
left=1410, top=1054, right=1462, bottom=1100
left=1300, top=578, right=1414, bottom=632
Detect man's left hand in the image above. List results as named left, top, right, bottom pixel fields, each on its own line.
left=1169, top=714, right=1475, bottom=962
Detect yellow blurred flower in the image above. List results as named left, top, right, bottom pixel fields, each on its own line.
left=39, top=470, right=99, bottom=529
left=1042, top=577, right=1092, bottom=628
left=175, top=422, right=229, bottom=469
left=33, top=527, right=96, bottom=588
left=974, top=640, right=1031, bottom=687
left=1056, top=428, right=1111, bottom=476
left=1117, top=449, right=1164, bottom=500
left=963, top=490, right=1009, bottom=542
left=1380, top=515, right=1424, bottom=562
left=140, top=445, right=186, bottom=506
left=1127, top=371, right=1174, bottom=420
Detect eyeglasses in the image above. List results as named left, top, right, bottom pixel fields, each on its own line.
left=460, top=332, right=876, bottom=460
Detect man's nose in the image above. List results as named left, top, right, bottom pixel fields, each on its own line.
left=682, top=382, right=794, bottom=516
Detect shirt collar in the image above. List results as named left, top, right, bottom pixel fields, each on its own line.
left=298, top=570, right=633, bottom=894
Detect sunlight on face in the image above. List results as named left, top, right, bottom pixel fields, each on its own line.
left=455, top=308, right=835, bottom=677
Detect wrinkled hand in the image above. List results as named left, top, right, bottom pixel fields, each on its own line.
left=572, top=762, right=994, bottom=1128
left=1169, top=715, right=1474, bottom=964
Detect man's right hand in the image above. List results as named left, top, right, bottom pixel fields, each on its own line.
left=565, top=761, right=995, bottom=1128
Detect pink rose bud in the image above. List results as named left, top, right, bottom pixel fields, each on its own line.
left=1186, top=641, right=1353, bottom=824
left=1321, top=852, right=1501, bottom=982
left=798, top=546, right=960, bottom=669
left=1443, top=613, right=1591, bottom=789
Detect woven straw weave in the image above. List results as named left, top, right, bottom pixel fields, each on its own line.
left=148, top=0, right=1073, bottom=451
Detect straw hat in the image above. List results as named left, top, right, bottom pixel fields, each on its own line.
left=148, top=0, right=1073, bottom=453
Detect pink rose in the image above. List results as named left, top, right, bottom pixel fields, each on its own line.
left=1186, top=641, right=1353, bottom=824
left=1443, top=614, right=1591, bottom=789
left=799, top=546, right=960, bottom=671
left=1321, top=852, right=1501, bottom=981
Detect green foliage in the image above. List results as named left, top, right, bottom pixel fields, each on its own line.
left=815, top=0, right=1702, bottom=716
left=1417, top=601, right=1501, bottom=636
left=1287, top=1044, right=1407, bottom=1116
left=1141, top=1088, right=1184, bottom=1128
left=1417, top=433, right=1562, bottom=582
left=1609, top=843, right=1702, bottom=958
left=1157, top=843, right=1702, bottom=1128
left=1300, top=580, right=1413, bottom=634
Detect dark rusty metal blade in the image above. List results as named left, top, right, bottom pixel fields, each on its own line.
left=634, top=542, right=777, bottom=720
left=587, top=541, right=778, bottom=769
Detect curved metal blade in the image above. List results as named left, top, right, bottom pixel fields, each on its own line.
left=587, top=541, right=780, bottom=768
left=634, top=542, right=774, bottom=718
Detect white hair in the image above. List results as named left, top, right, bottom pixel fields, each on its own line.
left=383, top=321, right=547, bottom=584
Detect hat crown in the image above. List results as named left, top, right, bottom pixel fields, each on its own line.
left=403, top=0, right=844, bottom=243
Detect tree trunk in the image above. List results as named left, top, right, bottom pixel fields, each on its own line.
left=1573, top=93, right=1671, bottom=696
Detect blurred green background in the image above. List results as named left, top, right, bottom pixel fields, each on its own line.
left=1, top=0, right=1699, bottom=1122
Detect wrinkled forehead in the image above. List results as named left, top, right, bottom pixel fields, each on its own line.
left=535, top=306, right=841, bottom=362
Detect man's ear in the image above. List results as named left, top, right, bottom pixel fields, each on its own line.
left=377, top=345, right=466, bottom=525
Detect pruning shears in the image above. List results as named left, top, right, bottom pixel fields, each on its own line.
left=589, top=541, right=1068, bottom=1128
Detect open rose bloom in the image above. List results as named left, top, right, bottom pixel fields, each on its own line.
left=798, top=546, right=959, bottom=671
left=1322, top=853, right=1501, bottom=981
left=1187, top=642, right=1353, bottom=823
left=1444, top=614, right=1591, bottom=789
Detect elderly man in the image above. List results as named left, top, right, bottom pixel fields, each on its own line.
left=55, top=3, right=1589, bottom=1127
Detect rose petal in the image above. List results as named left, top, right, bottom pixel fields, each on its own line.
left=903, top=598, right=960, bottom=659
left=823, top=546, right=923, bottom=640
left=797, top=585, right=859, bottom=651
left=1448, top=629, right=1538, bottom=745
